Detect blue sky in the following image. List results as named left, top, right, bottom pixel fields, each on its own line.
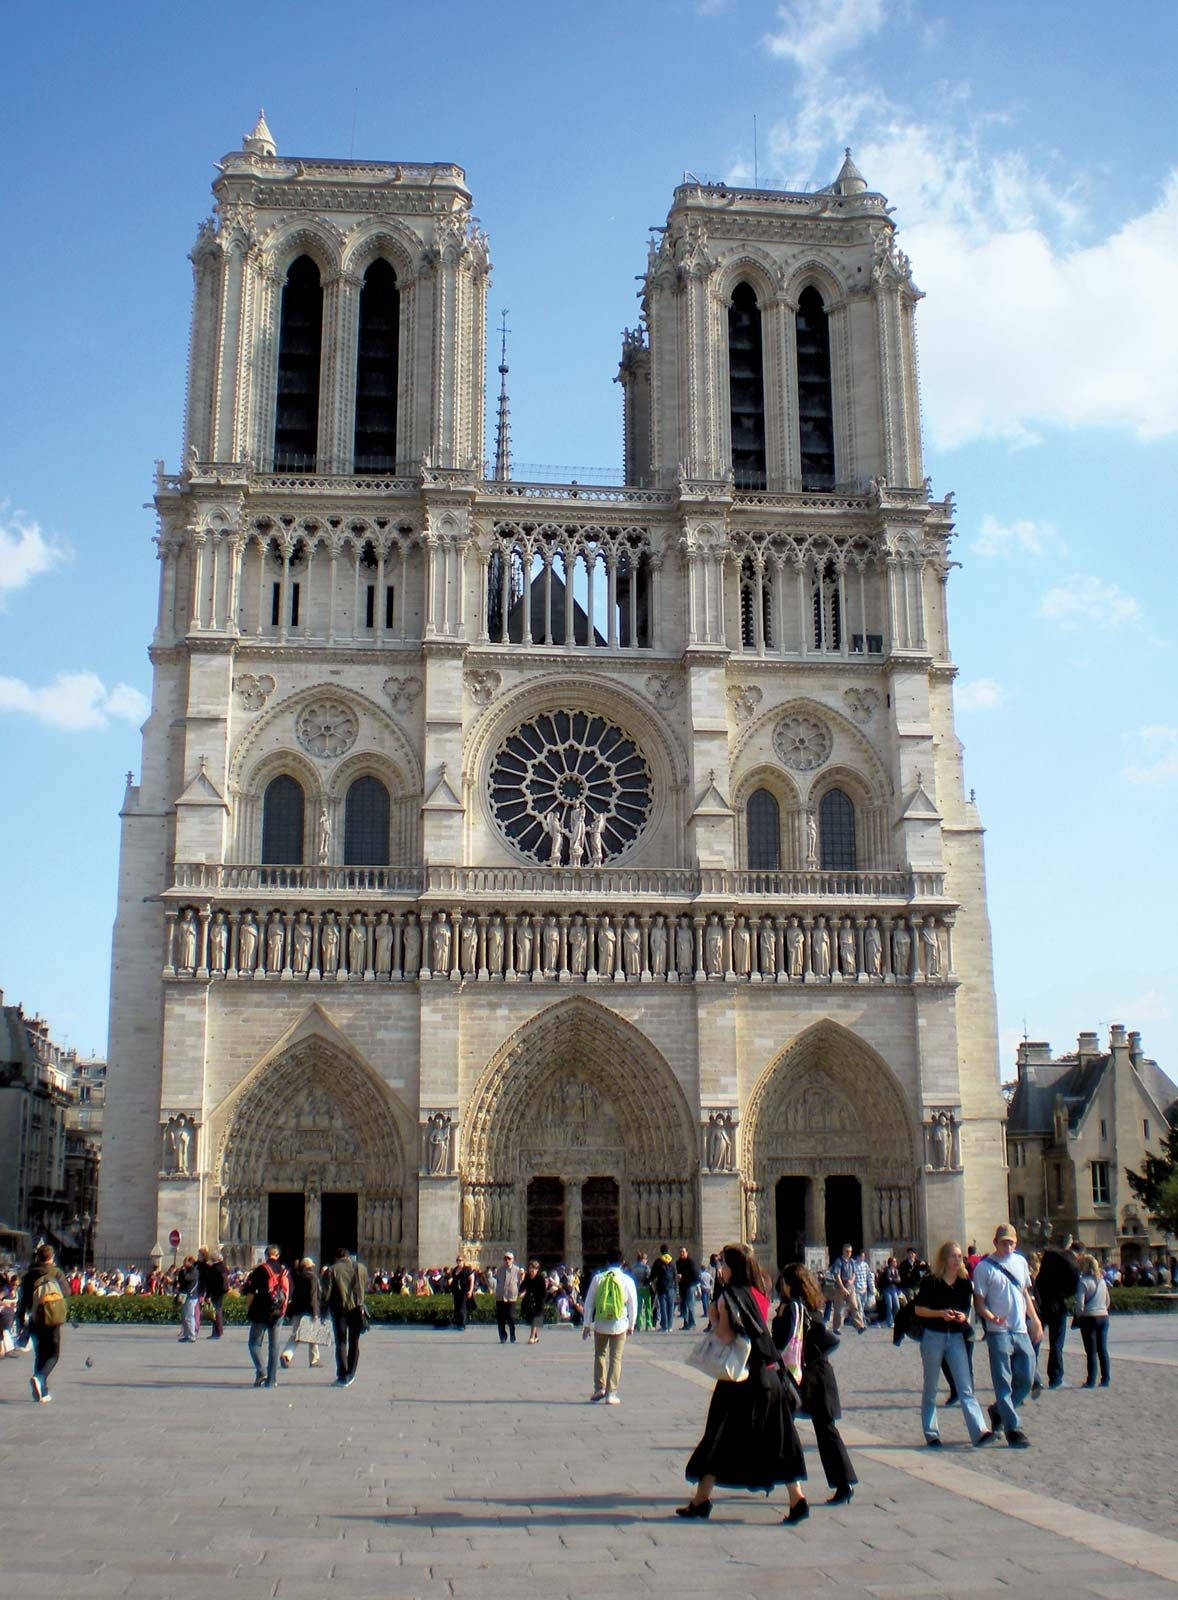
left=1, top=0, right=1175, bottom=1077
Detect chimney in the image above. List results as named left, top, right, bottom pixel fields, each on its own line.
left=1109, top=1023, right=1127, bottom=1050
left=1127, top=1030, right=1143, bottom=1065
left=1076, top=1031, right=1100, bottom=1063
left=1016, top=1040, right=1053, bottom=1078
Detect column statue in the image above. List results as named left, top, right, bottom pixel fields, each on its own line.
left=786, top=917, right=805, bottom=978
left=542, top=914, right=560, bottom=975
left=238, top=913, right=258, bottom=975
left=542, top=806, right=565, bottom=865
left=317, top=807, right=332, bottom=864
left=597, top=915, right=616, bottom=978
left=348, top=912, right=366, bottom=974
left=265, top=914, right=284, bottom=973
left=838, top=919, right=856, bottom=976
left=567, top=800, right=587, bottom=866
left=758, top=917, right=776, bottom=978
left=568, top=916, right=588, bottom=975
left=208, top=912, right=229, bottom=974
left=177, top=909, right=198, bottom=972
left=588, top=810, right=606, bottom=866
left=374, top=912, right=393, bottom=975
left=622, top=915, right=641, bottom=977
left=892, top=921, right=912, bottom=979
left=487, top=914, right=505, bottom=975
left=921, top=918, right=941, bottom=978
left=704, top=916, right=723, bottom=977
left=431, top=911, right=452, bottom=974
left=863, top=917, right=883, bottom=976
left=460, top=915, right=479, bottom=975
left=291, top=912, right=312, bottom=975
left=649, top=916, right=667, bottom=977
left=812, top=918, right=832, bottom=978
left=402, top=914, right=422, bottom=977
left=320, top=914, right=340, bottom=974
left=732, top=916, right=751, bottom=977
left=675, top=917, right=694, bottom=978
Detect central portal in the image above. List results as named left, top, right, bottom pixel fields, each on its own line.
left=581, top=1176, right=620, bottom=1271
left=526, top=1176, right=565, bottom=1266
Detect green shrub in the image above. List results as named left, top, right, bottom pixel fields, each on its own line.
left=66, top=1291, right=539, bottom=1326
left=1108, top=1286, right=1178, bottom=1314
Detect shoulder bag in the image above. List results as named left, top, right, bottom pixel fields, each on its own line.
left=685, top=1289, right=751, bottom=1383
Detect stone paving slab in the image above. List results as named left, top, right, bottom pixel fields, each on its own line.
left=1, top=1315, right=1175, bottom=1599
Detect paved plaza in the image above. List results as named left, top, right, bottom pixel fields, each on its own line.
left=3, top=1315, right=1177, bottom=1599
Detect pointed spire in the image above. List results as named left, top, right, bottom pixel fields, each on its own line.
left=243, top=109, right=276, bottom=158
left=493, top=309, right=512, bottom=483
left=833, top=146, right=867, bottom=195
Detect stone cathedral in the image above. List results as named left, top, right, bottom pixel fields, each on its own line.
left=98, top=115, right=1008, bottom=1272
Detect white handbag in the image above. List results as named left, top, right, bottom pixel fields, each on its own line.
left=685, top=1327, right=752, bottom=1383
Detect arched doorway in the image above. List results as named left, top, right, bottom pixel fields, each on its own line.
left=743, top=1022, right=920, bottom=1271
left=462, top=998, right=698, bottom=1270
left=213, top=1031, right=409, bottom=1269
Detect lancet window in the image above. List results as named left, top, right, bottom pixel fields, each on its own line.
left=796, top=286, right=835, bottom=491
left=740, top=556, right=774, bottom=650
left=746, top=788, right=782, bottom=870
left=730, top=534, right=883, bottom=658
left=484, top=524, right=654, bottom=649
left=273, top=256, right=323, bottom=472
left=353, top=259, right=400, bottom=473
left=819, top=787, right=856, bottom=870
left=344, top=776, right=391, bottom=866
left=729, top=282, right=767, bottom=490
left=261, top=775, right=306, bottom=865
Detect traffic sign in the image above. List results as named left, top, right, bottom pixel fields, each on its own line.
left=168, top=1228, right=181, bottom=1249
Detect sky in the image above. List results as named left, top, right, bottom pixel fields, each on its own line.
left=1, top=0, right=1175, bottom=1080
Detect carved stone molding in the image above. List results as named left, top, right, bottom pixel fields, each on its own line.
left=465, top=668, right=501, bottom=707
left=727, top=684, right=763, bottom=725
left=295, top=697, right=358, bottom=758
left=644, top=672, right=679, bottom=708
left=773, top=711, right=832, bottom=772
left=382, top=674, right=423, bottom=714
left=843, top=686, right=879, bottom=725
left=235, top=673, right=276, bottom=712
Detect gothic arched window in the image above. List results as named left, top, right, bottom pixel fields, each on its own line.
left=729, top=282, right=766, bottom=489
left=746, top=788, right=781, bottom=870
left=344, top=776, right=390, bottom=865
left=353, top=259, right=400, bottom=473
left=740, top=556, right=774, bottom=649
left=796, top=285, right=835, bottom=490
left=274, top=255, right=324, bottom=471
left=261, top=775, right=305, bottom=864
left=819, top=787, right=856, bottom=870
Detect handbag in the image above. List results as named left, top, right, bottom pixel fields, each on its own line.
left=685, top=1326, right=751, bottom=1383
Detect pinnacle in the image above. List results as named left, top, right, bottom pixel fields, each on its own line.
left=243, top=109, right=276, bottom=158
left=833, top=146, right=867, bottom=195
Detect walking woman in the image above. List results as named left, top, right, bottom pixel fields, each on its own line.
left=280, top=1258, right=323, bottom=1369
left=775, top=1262, right=857, bottom=1504
left=520, top=1260, right=547, bottom=1344
left=1073, top=1252, right=1111, bottom=1387
left=915, top=1241, right=994, bottom=1447
left=678, top=1243, right=808, bottom=1524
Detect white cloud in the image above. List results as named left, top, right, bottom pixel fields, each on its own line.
left=763, top=0, right=886, bottom=71
left=754, top=15, right=1178, bottom=449
left=1123, top=724, right=1178, bottom=785
left=1107, top=990, right=1172, bottom=1027
left=971, top=516, right=1059, bottom=559
left=0, top=509, right=65, bottom=596
left=1037, top=575, right=1142, bottom=629
left=0, top=672, right=149, bottom=732
left=955, top=677, right=1007, bottom=711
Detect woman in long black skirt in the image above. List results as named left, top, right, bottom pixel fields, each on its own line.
left=678, top=1242, right=808, bottom=1524
left=775, top=1262, right=857, bottom=1504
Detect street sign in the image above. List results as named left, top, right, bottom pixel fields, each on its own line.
left=169, top=1228, right=181, bottom=1249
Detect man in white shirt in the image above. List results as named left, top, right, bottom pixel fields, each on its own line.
left=582, top=1249, right=638, bottom=1405
left=972, top=1223, right=1042, bottom=1448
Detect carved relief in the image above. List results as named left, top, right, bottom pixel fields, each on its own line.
left=773, top=712, right=832, bottom=772
left=382, top=674, right=423, bottom=713
left=235, top=673, right=276, bottom=711
left=645, top=672, right=679, bottom=708
left=465, top=668, right=501, bottom=707
left=295, top=697, right=358, bottom=758
left=843, top=687, right=879, bottom=724
left=703, top=1109, right=736, bottom=1173
left=161, top=1113, right=198, bottom=1177
left=924, top=1108, right=962, bottom=1172
left=422, top=1110, right=457, bottom=1177
left=727, top=684, right=763, bottom=725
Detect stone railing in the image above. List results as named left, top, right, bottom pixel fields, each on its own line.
left=170, top=862, right=945, bottom=904
left=163, top=903, right=956, bottom=988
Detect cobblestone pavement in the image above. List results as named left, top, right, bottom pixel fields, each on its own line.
left=2, top=1315, right=1176, bottom=1600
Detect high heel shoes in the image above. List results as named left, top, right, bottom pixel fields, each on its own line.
left=675, top=1500, right=712, bottom=1519
left=826, top=1485, right=854, bottom=1505
left=783, top=1498, right=809, bottom=1525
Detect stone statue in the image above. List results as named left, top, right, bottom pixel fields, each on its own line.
left=567, top=800, right=587, bottom=867
left=292, top=912, right=312, bottom=975
left=622, top=916, right=640, bottom=977
left=348, top=913, right=366, bottom=973
left=162, top=1117, right=178, bottom=1173
left=597, top=916, right=616, bottom=978
left=541, top=914, right=560, bottom=975
left=732, top=916, right=751, bottom=977
left=863, top=917, right=882, bottom=976
left=812, top=918, right=832, bottom=978
left=649, top=916, right=667, bottom=976
left=759, top=918, right=776, bottom=977
left=402, top=915, right=422, bottom=977
left=238, top=913, right=258, bottom=975
left=175, top=1114, right=193, bottom=1175
left=427, top=1112, right=452, bottom=1176
left=374, top=913, right=393, bottom=975
left=461, top=1188, right=475, bottom=1238
left=208, top=912, right=229, bottom=974
left=588, top=810, right=606, bottom=866
left=805, top=810, right=818, bottom=869
left=317, top=807, right=331, bottom=865
left=921, top=919, right=941, bottom=978
left=786, top=918, right=805, bottom=979
left=487, top=915, right=505, bottom=975
left=516, top=915, right=534, bottom=974
left=266, top=914, right=284, bottom=973
left=461, top=915, right=478, bottom=974
left=218, top=1194, right=228, bottom=1242
left=705, top=1111, right=734, bottom=1173
left=320, top=914, right=340, bottom=974
left=177, top=909, right=198, bottom=972
left=930, top=1112, right=951, bottom=1171
left=744, top=1186, right=759, bottom=1241
left=704, top=917, right=723, bottom=977
left=542, top=806, right=565, bottom=865
left=838, top=920, right=857, bottom=976
left=675, top=917, right=694, bottom=977
left=892, top=922, right=912, bottom=979
left=568, top=916, right=588, bottom=975
left=431, top=912, right=452, bottom=974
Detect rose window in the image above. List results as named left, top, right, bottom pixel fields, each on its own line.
left=488, top=711, right=653, bottom=864
left=773, top=712, right=832, bottom=772
left=295, top=698, right=358, bottom=759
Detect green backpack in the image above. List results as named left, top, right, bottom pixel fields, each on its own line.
left=596, top=1269, right=625, bottom=1321
left=32, top=1275, right=67, bottom=1328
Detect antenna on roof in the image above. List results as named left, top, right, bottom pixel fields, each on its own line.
left=494, top=310, right=512, bottom=483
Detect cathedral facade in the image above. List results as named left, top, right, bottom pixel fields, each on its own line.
left=97, top=116, right=1008, bottom=1271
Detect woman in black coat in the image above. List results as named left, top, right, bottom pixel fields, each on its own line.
left=775, top=1262, right=857, bottom=1505
left=280, top=1259, right=323, bottom=1369
left=519, top=1260, right=548, bottom=1343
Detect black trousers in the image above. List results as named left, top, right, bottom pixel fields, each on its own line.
left=32, top=1325, right=62, bottom=1388
left=496, top=1300, right=516, bottom=1342
left=807, top=1404, right=857, bottom=1491
left=453, top=1292, right=468, bottom=1330
left=332, top=1307, right=364, bottom=1379
left=208, top=1296, right=224, bottom=1336
left=1043, top=1300, right=1068, bottom=1383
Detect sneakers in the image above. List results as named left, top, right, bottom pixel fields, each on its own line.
left=29, top=1375, right=43, bottom=1403
left=606, top=1393, right=621, bottom=1406
left=589, top=1390, right=605, bottom=1402
left=1006, top=1429, right=1031, bottom=1448
left=341, top=1375, right=355, bottom=1388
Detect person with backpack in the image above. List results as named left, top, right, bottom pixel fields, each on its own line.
left=582, top=1248, right=637, bottom=1403
left=324, top=1245, right=369, bottom=1387
left=650, top=1248, right=676, bottom=1334
left=245, top=1245, right=290, bottom=1388
left=204, top=1251, right=230, bottom=1339
left=18, top=1243, right=71, bottom=1403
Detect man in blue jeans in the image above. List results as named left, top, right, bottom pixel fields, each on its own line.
left=245, top=1246, right=289, bottom=1388
left=650, top=1249, right=676, bottom=1333
left=972, top=1223, right=1042, bottom=1449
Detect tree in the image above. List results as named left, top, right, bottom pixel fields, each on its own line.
left=1125, top=1118, right=1178, bottom=1230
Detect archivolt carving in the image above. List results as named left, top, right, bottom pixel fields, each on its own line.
left=462, top=998, right=696, bottom=1186
left=229, top=682, right=423, bottom=797
left=731, top=695, right=890, bottom=801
